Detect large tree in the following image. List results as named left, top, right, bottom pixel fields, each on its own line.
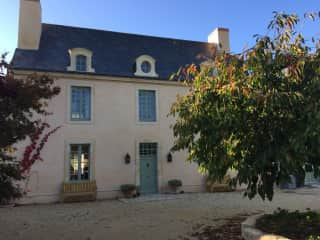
left=170, top=12, right=320, bottom=200
left=0, top=54, right=60, bottom=204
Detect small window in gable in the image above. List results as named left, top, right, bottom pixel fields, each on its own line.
left=134, top=55, right=158, bottom=78
left=141, top=61, right=151, bottom=74
left=67, top=48, right=95, bottom=73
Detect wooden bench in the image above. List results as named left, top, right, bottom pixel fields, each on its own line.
left=61, top=181, right=97, bottom=203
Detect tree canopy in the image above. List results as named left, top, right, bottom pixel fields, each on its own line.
left=170, top=12, right=320, bottom=200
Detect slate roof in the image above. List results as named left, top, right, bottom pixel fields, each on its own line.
left=12, top=23, right=217, bottom=80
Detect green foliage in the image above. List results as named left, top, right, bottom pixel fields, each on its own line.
left=168, top=179, right=183, bottom=188
left=0, top=54, right=60, bottom=204
left=170, top=12, right=320, bottom=200
left=256, top=208, right=320, bottom=239
left=309, top=236, right=320, bottom=240
left=0, top=163, right=23, bottom=204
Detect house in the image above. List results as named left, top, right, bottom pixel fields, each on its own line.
left=12, top=0, right=230, bottom=203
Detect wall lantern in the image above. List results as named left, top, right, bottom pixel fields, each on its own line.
left=167, top=152, right=173, bottom=163
left=124, top=153, right=131, bottom=164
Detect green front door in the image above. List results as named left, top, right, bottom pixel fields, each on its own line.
left=140, top=143, right=158, bottom=194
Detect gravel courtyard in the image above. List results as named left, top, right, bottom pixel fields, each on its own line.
left=1, top=188, right=320, bottom=240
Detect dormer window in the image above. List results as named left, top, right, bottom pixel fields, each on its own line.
left=134, top=55, right=158, bottom=78
left=141, top=61, right=151, bottom=74
left=67, top=48, right=95, bottom=73
left=76, top=55, right=87, bottom=72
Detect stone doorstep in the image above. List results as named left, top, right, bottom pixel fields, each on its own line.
left=241, top=214, right=290, bottom=240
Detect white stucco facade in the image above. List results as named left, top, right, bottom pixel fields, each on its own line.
left=16, top=72, right=206, bottom=203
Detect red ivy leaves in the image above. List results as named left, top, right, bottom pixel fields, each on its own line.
left=20, top=122, right=60, bottom=175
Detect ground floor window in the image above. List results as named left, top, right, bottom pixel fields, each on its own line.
left=69, top=144, right=90, bottom=181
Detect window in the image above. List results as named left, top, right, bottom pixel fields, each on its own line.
left=67, top=48, right=95, bottom=73
left=76, top=55, right=87, bottom=72
left=71, top=86, right=91, bottom=121
left=140, top=142, right=157, bottom=156
left=141, top=61, right=151, bottom=73
left=69, top=144, right=90, bottom=181
left=134, top=55, right=158, bottom=77
left=139, top=90, right=156, bottom=122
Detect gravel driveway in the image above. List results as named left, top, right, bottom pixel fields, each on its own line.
left=1, top=188, right=320, bottom=240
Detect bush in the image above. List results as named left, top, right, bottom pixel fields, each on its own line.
left=308, top=236, right=320, bottom=240
left=0, top=163, right=24, bottom=204
left=256, top=208, right=320, bottom=239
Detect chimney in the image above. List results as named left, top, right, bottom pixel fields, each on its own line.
left=18, top=0, right=42, bottom=50
left=208, top=28, right=230, bottom=53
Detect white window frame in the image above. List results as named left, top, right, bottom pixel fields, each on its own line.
left=136, top=86, right=159, bottom=125
left=64, top=140, right=95, bottom=182
left=67, top=48, right=95, bottom=73
left=66, top=82, right=94, bottom=124
left=134, top=55, right=158, bottom=78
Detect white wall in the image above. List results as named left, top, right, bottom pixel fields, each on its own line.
left=18, top=74, right=205, bottom=203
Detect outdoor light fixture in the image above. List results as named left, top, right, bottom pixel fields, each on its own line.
left=167, top=152, right=173, bottom=163
left=124, top=153, right=131, bottom=164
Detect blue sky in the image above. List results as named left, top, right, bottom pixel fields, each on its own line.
left=2, top=0, right=320, bottom=60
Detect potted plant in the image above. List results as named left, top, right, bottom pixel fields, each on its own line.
left=168, top=179, right=182, bottom=193
left=120, top=184, right=137, bottom=198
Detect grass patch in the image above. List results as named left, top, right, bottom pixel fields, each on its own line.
left=256, top=208, right=320, bottom=240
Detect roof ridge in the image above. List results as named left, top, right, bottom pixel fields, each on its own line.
left=42, top=23, right=216, bottom=46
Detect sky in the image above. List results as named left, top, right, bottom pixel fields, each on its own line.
left=1, top=0, right=320, bottom=61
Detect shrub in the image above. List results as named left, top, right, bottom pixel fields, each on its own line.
left=308, top=236, right=320, bottom=240
left=256, top=208, right=320, bottom=239
left=0, top=163, right=23, bottom=204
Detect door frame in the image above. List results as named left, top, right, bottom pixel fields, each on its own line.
left=135, top=139, right=162, bottom=193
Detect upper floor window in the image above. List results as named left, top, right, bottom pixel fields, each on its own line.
left=76, top=55, right=87, bottom=72
left=141, top=61, right=151, bottom=74
left=67, top=48, right=95, bottom=73
left=134, top=55, right=158, bottom=78
left=71, top=86, right=91, bottom=121
left=138, top=89, right=156, bottom=122
left=69, top=144, right=91, bottom=181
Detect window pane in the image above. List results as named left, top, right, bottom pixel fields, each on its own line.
left=80, top=144, right=90, bottom=180
left=141, top=61, right=151, bottom=73
left=140, top=143, right=157, bottom=156
left=69, top=145, right=79, bottom=181
left=139, top=90, right=156, bottom=122
left=82, top=88, right=91, bottom=120
left=71, top=88, right=81, bottom=119
left=76, top=55, right=87, bottom=72
left=69, top=144, right=90, bottom=181
left=71, top=87, right=91, bottom=121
